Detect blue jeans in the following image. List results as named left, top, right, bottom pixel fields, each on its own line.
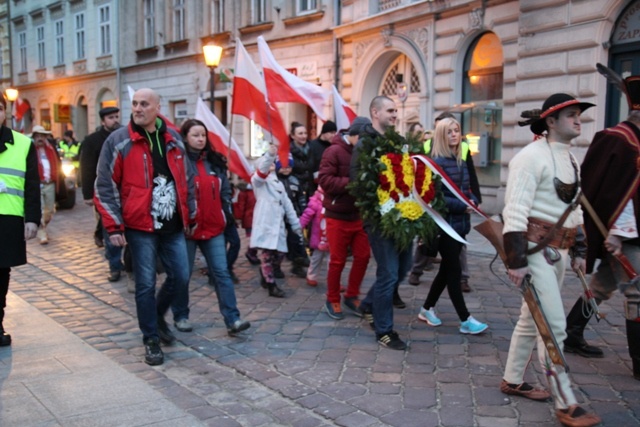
left=224, top=222, right=240, bottom=271
left=181, top=235, right=241, bottom=327
left=125, top=229, right=190, bottom=341
left=361, top=228, right=413, bottom=336
left=102, top=226, right=123, bottom=272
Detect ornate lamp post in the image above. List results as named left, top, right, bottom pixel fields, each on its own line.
left=4, top=88, right=19, bottom=129
left=203, top=44, right=223, bottom=114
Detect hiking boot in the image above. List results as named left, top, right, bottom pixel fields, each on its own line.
left=500, top=380, right=551, bottom=401
left=227, top=319, right=251, bottom=336
left=157, top=317, right=176, bottom=344
left=460, top=316, right=488, bottom=334
left=174, top=319, right=193, bottom=332
left=273, top=265, right=285, bottom=279
left=418, top=307, right=442, bottom=326
left=408, top=273, right=421, bottom=286
left=343, top=297, right=363, bottom=317
left=143, top=337, right=164, bottom=365
left=393, top=291, right=406, bottom=309
left=324, top=301, right=344, bottom=320
left=377, top=331, right=407, bottom=350
left=555, top=405, right=601, bottom=427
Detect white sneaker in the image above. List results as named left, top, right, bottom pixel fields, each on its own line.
left=460, top=316, right=488, bottom=334
left=418, top=307, right=442, bottom=326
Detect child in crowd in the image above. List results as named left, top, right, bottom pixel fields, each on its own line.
left=299, top=186, right=329, bottom=287
left=276, top=155, right=309, bottom=278
left=233, top=180, right=259, bottom=265
left=251, top=144, right=302, bottom=297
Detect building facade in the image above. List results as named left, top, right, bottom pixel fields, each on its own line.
left=8, top=0, right=640, bottom=212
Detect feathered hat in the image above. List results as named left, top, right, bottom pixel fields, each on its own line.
left=596, top=63, right=640, bottom=111
left=518, top=93, right=595, bottom=136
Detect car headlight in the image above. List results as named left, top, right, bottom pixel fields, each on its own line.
left=61, top=162, right=75, bottom=177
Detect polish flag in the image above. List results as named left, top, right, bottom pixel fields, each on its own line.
left=257, top=36, right=330, bottom=121
left=195, top=97, right=254, bottom=182
left=231, top=39, right=290, bottom=166
left=332, top=85, right=358, bottom=132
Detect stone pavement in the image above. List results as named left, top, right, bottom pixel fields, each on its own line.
left=1, top=198, right=639, bottom=426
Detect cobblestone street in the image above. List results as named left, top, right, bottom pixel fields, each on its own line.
left=2, top=197, right=638, bottom=426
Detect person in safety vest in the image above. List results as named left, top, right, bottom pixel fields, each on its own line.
left=0, top=95, right=41, bottom=346
left=59, top=130, right=80, bottom=168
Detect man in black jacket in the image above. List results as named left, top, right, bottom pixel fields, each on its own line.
left=80, top=106, right=122, bottom=281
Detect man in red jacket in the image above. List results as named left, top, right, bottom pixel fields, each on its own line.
left=318, top=117, right=371, bottom=320
left=95, top=88, right=196, bottom=366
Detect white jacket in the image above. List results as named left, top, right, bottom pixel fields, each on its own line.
left=250, top=152, right=301, bottom=251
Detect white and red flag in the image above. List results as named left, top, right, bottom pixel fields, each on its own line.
left=195, top=98, right=254, bottom=182
left=332, top=85, right=357, bottom=132
left=257, top=36, right=330, bottom=121
left=231, top=39, right=290, bottom=166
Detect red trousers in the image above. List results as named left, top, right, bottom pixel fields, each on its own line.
left=326, top=217, right=371, bottom=303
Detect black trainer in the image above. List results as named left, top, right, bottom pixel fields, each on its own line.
left=377, top=331, right=407, bottom=350
left=157, top=317, right=176, bottom=344
left=143, top=337, right=164, bottom=365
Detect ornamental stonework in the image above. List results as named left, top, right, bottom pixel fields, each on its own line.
left=354, top=40, right=373, bottom=66
left=406, top=27, right=429, bottom=59
left=469, top=8, right=484, bottom=29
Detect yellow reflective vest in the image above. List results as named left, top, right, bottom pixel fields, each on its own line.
left=0, top=131, right=32, bottom=217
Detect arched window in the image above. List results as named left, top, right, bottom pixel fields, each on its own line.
left=461, top=32, right=504, bottom=187
left=379, top=54, right=422, bottom=132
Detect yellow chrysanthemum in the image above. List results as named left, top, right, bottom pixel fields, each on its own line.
left=401, top=153, right=414, bottom=188
left=396, top=200, right=424, bottom=221
left=420, top=168, right=433, bottom=197
left=377, top=187, right=391, bottom=205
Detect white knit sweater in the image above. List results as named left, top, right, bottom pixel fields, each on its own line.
left=503, top=138, right=583, bottom=234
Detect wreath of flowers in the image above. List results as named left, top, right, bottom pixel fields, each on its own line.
left=349, top=127, right=445, bottom=251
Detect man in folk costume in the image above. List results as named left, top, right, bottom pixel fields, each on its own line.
left=563, top=64, right=640, bottom=381
left=501, top=93, right=600, bottom=427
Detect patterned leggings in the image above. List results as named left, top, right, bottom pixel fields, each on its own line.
left=260, top=250, right=285, bottom=283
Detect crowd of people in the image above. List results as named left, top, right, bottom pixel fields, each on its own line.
left=3, top=72, right=640, bottom=426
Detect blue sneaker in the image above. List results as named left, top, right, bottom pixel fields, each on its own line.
left=418, top=307, right=442, bottom=326
left=460, top=316, right=488, bottom=334
left=324, top=301, right=344, bottom=320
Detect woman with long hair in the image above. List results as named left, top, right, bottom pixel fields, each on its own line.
left=417, top=117, right=488, bottom=334
left=172, top=119, right=249, bottom=335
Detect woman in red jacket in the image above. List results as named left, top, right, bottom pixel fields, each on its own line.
left=171, top=119, right=249, bottom=336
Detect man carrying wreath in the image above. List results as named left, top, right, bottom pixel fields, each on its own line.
left=350, top=95, right=414, bottom=350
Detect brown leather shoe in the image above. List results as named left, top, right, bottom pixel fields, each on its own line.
left=555, top=405, right=601, bottom=427
left=461, top=279, right=471, bottom=293
left=500, top=380, right=551, bottom=401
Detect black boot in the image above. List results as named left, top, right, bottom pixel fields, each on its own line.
left=626, top=319, right=640, bottom=380
left=564, top=297, right=604, bottom=358
left=0, top=325, right=11, bottom=347
left=268, top=283, right=285, bottom=298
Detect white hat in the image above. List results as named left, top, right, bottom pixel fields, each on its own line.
left=29, top=125, right=53, bottom=138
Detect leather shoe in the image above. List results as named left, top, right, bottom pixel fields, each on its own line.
left=0, top=330, right=11, bottom=346
left=108, top=270, right=121, bottom=282
left=461, top=279, right=471, bottom=293
left=500, top=380, right=551, bottom=401
left=564, top=336, right=604, bottom=358
left=94, top=234, right=104, bottom=248
left=393, top=291, right=406, bottom=309
left=555, top=405, right=601, bottom=427
left=408, top=273, right=420, bottom=286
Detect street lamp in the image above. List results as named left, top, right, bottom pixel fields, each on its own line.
left=4, top=88, right=18, bottom=129
left=203, top=44, right=223, bottom=114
